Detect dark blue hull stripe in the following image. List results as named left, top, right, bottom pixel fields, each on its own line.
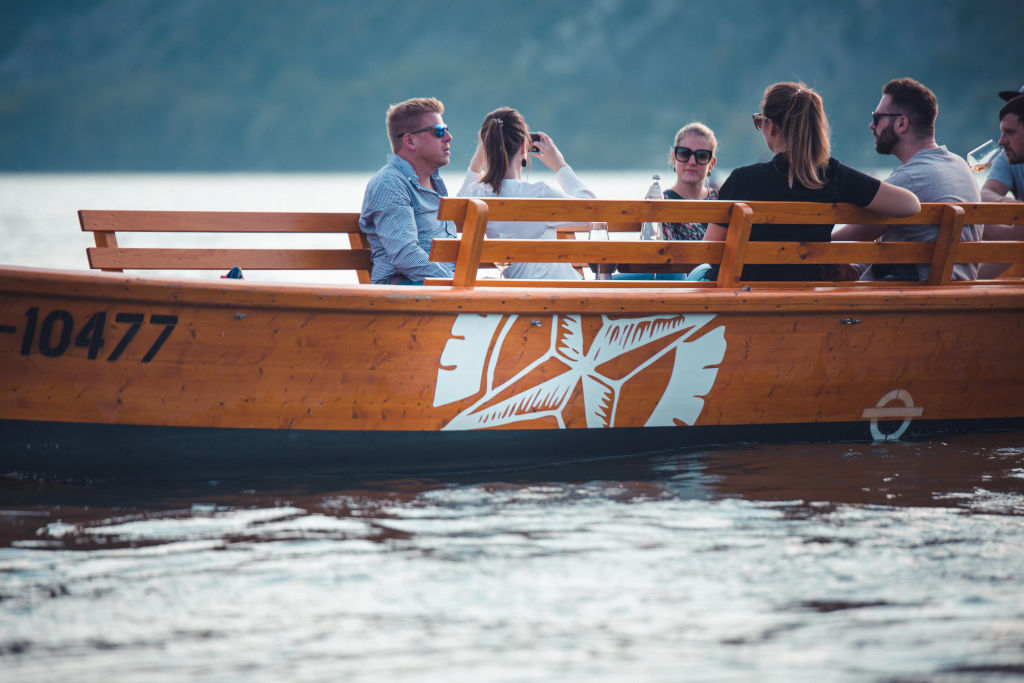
left=3, top=417, right=1024, bottom=483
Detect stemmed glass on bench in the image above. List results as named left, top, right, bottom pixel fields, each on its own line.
left=588, top=222, right=611, bottom=280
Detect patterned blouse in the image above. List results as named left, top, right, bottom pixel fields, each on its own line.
left=660, top=186, right=719, bottom=241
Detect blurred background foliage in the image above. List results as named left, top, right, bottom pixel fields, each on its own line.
left=1, top=0, right=1021, bottom=172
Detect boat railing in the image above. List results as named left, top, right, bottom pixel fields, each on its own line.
left=79, top=210, right=373, bottom=283
left=429, top=198, right=1024, bottom=288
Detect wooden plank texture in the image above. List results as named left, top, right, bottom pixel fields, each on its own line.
left=87, top=248, right=372, bottom=270
left=79, top=210, right=362, bottom=233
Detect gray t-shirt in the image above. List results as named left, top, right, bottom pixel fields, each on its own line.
left=989, top=148, right=1024, bottom=199
left=863, top=146, right=981, bottom=281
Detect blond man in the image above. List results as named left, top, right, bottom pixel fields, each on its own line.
left=359, top=97, right=456, bottom=284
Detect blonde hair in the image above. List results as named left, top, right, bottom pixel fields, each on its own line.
left=386, top=97, right=445, bottom=153
left=673, top=122, right=717, bottom=152
left=761, top=82, right=830, bottom=190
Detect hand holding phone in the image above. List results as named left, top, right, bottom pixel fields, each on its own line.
left=530, top=133, right=541, bottom=153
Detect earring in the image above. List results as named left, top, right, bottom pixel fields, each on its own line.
left=522, top=159, right=527, bottom=168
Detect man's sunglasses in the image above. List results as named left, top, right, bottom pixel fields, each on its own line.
left=399, top=124, right=449, bottom=138
left=871, top=112, right=905, bottom=126
left=752, top=113, right=770, bottom=131
left=674, top=147, right=713, bottom=165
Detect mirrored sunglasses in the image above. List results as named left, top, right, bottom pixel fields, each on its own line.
left=401, top=124, right=449, bottom=138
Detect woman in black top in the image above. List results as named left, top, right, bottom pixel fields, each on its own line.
left=703, top=82, right=919, bottom=281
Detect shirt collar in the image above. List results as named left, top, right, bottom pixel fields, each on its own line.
left=387, top=153, right=417, bottom=182
left=387, top=153, right=446, bottom=195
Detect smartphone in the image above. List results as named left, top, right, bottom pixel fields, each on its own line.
left=529, top=133, right=541, bottom=152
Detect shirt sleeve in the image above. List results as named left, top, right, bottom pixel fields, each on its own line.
left=458, top=168, right=487, bottom=196
left=834, top=161, right=882, bottom=207
left=716, top=168, right=743, bottom=201
left=364, top=174, right=452, bottom=281
left=883, top=162, right=916, bottom=195
left=988, top=150, right=1014, bottom=191
left=552, top=166, right=597, bottom=199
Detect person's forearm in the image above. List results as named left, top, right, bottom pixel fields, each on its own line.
left=981, top=188, right=1020, bottom=203
left=832, top=223, right=888, bottom=241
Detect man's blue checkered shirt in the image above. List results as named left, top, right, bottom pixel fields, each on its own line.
left=359, top=154, right=456, bottom=284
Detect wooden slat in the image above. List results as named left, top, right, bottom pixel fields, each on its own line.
left=87, top=248, right=372, bottom=270
left=926, top=204, right=965, bottom=286
left=958, top=204, right=1024, bottom=225
left=451, top=198, right=489, bottom=288
left=429, top=239, right=942, bottom=266
left=422, top=278, right=719, bottom=288
left=79, top=210, right=362, bottom=233
left=716, top=203, right=754, bottom=287
left=347, top=231, right=373, bottom=284
left=438, top=198, right=952, bottom=226
left=746, top=242, right=935, bottom=264
left=553, top=224, right=590, bottom=276
left=419, top=278, right=947, bottom=288
left=1000, top=263, right=1024, bottom=278
left=430, top=239, right=724, bottom=264
left=958, top=241, right=1024, bottom=261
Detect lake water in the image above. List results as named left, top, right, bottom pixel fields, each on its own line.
left=2, top=174, right=1023, bottom=682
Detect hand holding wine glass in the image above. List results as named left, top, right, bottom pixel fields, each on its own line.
left=968, top=139, right=1001, bottom=173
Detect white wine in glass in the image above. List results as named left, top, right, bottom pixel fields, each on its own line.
left=968, top=139, right=1001, bottom=173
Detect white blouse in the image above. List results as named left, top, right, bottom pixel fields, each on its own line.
left=458, top=165, right=596, bottom=280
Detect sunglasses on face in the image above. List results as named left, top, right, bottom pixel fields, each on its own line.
left=870, top=112, right=905, bottom=126
left=752, top=113, right=769, bottom=131
left=400, top=124, right=449, bottom=138
left=673, top=146, right=713, bottom=165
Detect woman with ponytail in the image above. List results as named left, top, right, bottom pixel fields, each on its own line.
left=458, top=107, right=595, bottom=280
left=701, top=82, right=919, bottom=281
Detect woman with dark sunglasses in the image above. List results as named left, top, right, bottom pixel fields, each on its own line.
left=458, top=107, right=595, bottom=280
left=616, top=122, right=720, bottom=280
left=697, top=82, right=919, bottom=282
left=661, top=122, right=720, bottom=240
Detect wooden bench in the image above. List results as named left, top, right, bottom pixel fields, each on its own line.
left=80, top=210, right=373, bottom=283
left=428, top=198, right=1024, bottom=288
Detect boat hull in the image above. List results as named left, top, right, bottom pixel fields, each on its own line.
left=2, top=266, right=1023, bottom=480
left=6, top=417, right=1024, bottom=483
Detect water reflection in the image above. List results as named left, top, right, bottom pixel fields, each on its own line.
left=2, top=432, right=1023, bottom=681
left=2, top=431, right=1022, bottom=550
left=656, top=437, right=1024, bottom=511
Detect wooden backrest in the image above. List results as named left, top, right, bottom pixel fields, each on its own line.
left=79, top=210, right=373, bottom=283
left=431, top=198, right=1024, bottom=288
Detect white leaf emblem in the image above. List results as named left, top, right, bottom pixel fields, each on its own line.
left=435, top=313, right=726, bottom=430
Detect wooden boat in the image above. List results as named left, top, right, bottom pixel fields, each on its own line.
left=2, top=198, right=1023, bottom=481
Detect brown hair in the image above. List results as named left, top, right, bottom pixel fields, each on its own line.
left=479, top=107, right=529, bottom=194
left=1000, top=94, right=1024, bottom=124
left=761, top=82, right=830, bottom=190
left=881, top=78, right=937, bottom=137
left=386, top=97, right=444, bottom=153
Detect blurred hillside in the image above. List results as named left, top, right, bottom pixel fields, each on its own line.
left=1, top=0, right=1021, bottom=172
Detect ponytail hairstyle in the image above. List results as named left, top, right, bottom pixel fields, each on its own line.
left=479, top=107, right=529, bottom=194
left=761, top=82, right=830, bottom=190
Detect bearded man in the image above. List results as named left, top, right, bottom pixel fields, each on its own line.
left=833, top=78, right=981, bottom=281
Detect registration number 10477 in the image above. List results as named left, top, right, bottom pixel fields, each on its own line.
left=10, top=307, right=178, bottom=362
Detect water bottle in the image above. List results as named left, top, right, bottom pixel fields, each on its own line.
left=640, top=174, right=663, bottom=241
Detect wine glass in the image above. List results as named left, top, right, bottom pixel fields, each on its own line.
left=967, top=139, right=1001, bottom=173
left=588, top=222, right=611, bottom=280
